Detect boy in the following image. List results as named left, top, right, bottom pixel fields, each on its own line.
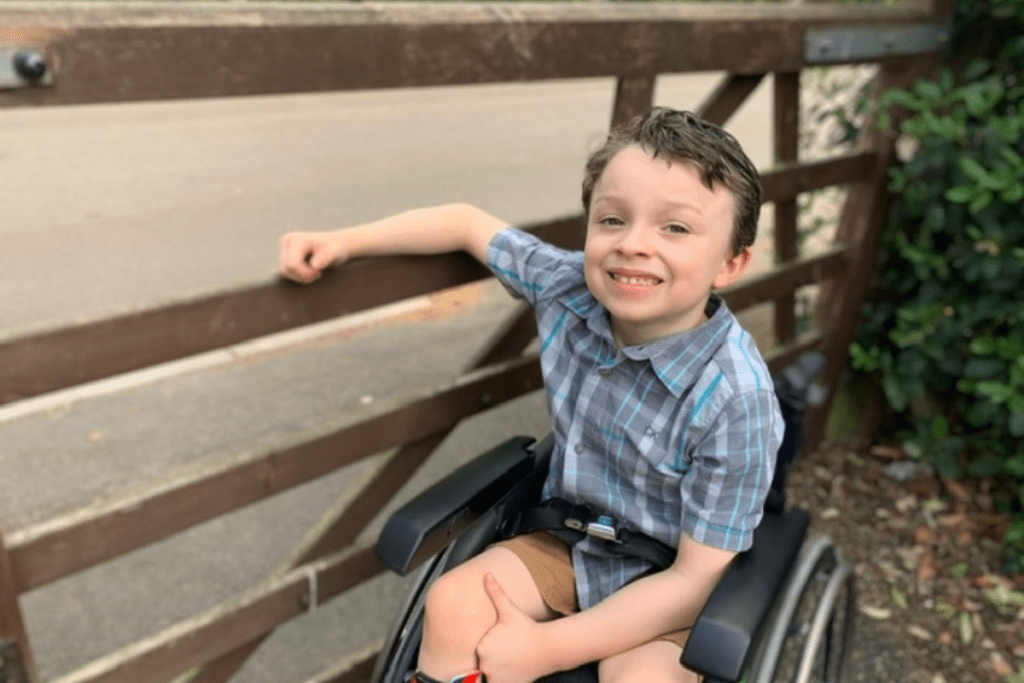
left=279, top=108, right=783, bottom=683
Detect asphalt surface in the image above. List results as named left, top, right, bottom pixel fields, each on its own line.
left=0, top=74, right=864, bottom=683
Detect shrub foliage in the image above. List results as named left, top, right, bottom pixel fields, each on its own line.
left=850, top=0, right=1024, bottom=570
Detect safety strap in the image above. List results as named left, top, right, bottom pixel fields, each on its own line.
left=502, top=498, right=676, bottom=570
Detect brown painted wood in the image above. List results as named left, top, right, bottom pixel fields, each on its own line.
left=0, top=216, right=579, bottom=406
left=611, top=74, right=657, bottom=128
left=6, top=355, right=542, bottom=592
left=0, top=2, right=941, bottom=108
left=806, top=60, right=926, bottom=446
left=51, top=544, right=383, bottom=683
left=764, top=330, right=826, bottom=375
left=773, top=71, right=800, bottom=345
left=696, top=73, right=766, bottom=126
left=760, top=152, right=876, bottom=204
left=720, top=244, right=847, bottom=313
left=0, top=534, right=36, bottom=683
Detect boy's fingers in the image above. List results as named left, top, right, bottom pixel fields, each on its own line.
left=483, top=573, right=510, bottom=615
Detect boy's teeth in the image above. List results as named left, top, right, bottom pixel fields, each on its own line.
left=613, top=273, right=659, bottom=286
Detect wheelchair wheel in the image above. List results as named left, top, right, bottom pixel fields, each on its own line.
left=748, top=535, right=856, bottom=683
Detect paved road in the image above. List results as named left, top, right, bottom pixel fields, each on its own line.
left=0, top=76, right=781, bottom=683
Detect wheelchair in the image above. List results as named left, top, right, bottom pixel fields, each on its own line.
left=370, top=352, right=856, bottom=683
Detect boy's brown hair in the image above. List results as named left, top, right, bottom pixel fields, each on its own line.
left=581, top=107, right=762, bottom=257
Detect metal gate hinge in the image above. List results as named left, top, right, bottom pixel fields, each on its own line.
left=805, top=24, right=949, bottom=64
left=1, top=46, right=53, bottom=90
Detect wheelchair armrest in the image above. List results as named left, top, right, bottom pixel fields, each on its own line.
left=681, top=507, right=810, bottom=683
left=376, top=436, right=538, bottom=575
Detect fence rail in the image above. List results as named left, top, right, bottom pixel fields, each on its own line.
left=0, top=2, right=951, bottom=682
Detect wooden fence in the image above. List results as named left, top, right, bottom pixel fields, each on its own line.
left=0, top=2, right=951, bottom=683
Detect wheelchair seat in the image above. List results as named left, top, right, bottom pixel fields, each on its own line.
left=371, top=353, right=855, bottom=683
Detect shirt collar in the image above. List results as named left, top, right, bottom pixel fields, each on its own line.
left=561, top=290, right=733, bottom=397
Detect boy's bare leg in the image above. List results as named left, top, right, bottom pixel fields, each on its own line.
left=419, top=546, right=559, bottom=681
left=599, top=640, right=701, bottom=683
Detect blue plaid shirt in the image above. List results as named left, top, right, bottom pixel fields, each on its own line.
left=487, top=228, right=784, bottom=609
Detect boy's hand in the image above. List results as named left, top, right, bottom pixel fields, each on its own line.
left=278, top=231, right=347, bottom=284
left=477, top=574, right=552, bottom=683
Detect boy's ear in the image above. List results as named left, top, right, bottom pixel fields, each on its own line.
left=713, top=248, right=752, bottom=289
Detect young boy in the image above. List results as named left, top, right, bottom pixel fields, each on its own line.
left=279, top=108, right=784, bottom=683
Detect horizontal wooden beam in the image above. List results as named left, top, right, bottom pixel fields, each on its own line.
left=1, top=2, right=942, bottom=107
left=761, top=151, right=877, bottom=204
left=764, top=329, right=827, bottom=375
left=6, top=355, right=543, bottom=592
left=721, top=244, right=848, bottom=313
left=49, top=543, right=384, bottom=683
left=0, top=216, right=581, bottom=405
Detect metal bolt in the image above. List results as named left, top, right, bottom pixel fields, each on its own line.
left=12, top=50, right=47, bottom=82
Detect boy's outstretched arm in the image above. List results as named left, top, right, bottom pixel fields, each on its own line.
left=278, top=203, right=506, bottom=284
left=477, top=534, right=735, bottom=683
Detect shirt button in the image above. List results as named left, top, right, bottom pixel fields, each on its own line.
left=598, top=367, right=612, bottom=376
left=575, top=443, right=584, bottom=454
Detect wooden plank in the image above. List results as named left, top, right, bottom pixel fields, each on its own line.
left=806, top=59, right=924, bottom=445
left=303, top=642, right=382, bottom=683
left=764, top=329, right=826, bottom=375
left=0, top=215, right=579, bottom=406
left=0, top=2, right=943, bottom=108
left=720, top=244, right=847, bottom=313
left=696, top=73, right=765, bottom=126
left=50, top=543, right=384, bottom=683
left=760, top=152, right=876, bottom=204
left=5, top=355, right=543, bottom=592
left=773, top=71, right=800, bottom=344
left=611, top=74, right=657, bottom=127
left=0, top=533, right=36, bottom=683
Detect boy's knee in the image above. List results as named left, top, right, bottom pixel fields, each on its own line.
left=599, top=643, right=700, bottom=683
left=423, top=564, right=495, bottom=638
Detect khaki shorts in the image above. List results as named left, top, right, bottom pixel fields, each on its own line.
left=494, top=531, right=692, bottom=649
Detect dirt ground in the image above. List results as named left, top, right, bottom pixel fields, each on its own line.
left=786, top=434, right=1024, bottom=683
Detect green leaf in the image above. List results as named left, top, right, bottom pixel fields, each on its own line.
left=968, top=454, right=1004, bottom=477
left=959, top=157, right=999, bottom=188
left=1006, top=454, right=1024, bottom=477
left=977, top=381, right=1015, bottom=403
left=913, top=79, right=943, bottom=102
left=971, top=336, right=997, bottom=355
left=1010, top=411, right=1024, bottom=438
left=961, top=59, right=991, bottom=82
left=963, top=357, right=1006, bottom=378
left=945, top=185, right=974, bottom=203
left=969, top=189, right=993, bottom=213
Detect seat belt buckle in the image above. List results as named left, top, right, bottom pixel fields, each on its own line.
left=586, top=515, right=619, bottom=542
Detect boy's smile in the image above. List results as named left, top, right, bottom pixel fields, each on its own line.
left=583, top=146, right=751, bottom=346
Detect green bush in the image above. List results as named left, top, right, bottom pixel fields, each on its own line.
left=850, top=0, right=1024, bottom=571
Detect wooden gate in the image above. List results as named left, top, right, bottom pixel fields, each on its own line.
left=0, top=2, right=951, bottom=682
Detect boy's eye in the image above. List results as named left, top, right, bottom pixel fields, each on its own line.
left=666, top=223, right=690, bottom=234
left=599, top=216, right=625, bottom=227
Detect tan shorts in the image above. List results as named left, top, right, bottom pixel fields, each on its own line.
left=493, top=531, right=692, bottom=649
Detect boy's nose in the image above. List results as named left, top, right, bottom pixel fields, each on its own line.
left=615, top=224, right=652, bottom=256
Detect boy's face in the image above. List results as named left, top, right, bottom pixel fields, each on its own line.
left=584, top=146, right=751, bottom=346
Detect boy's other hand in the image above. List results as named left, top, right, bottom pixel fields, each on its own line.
left=477, top=573, right=550, bottom=683
left=278, top=231, right=346, bottom=284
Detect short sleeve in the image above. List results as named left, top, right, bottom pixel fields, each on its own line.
left=485, top=228, right=579, bottom=306
left=679, top=389, right=782, bottom=552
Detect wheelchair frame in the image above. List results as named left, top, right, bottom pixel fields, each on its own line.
left=371, top=354, right=856, bottom=683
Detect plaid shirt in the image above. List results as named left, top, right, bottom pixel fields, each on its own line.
left=487, top=228, right=784, bottom=609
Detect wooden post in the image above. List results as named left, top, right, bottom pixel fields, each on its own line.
left=697, top=73, right=765, bottom=127
left=611, top=74, right=657, bottom=128
left=806, top=60, right=921, bottom=446
left=0, top=532, right=36, bottom=683
left=773, top=71, right=800, bottom=346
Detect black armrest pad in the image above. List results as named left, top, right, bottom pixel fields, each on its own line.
left=681, top=508, right=810, bottom=682
left=376, top=436, right=537, bottom=574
